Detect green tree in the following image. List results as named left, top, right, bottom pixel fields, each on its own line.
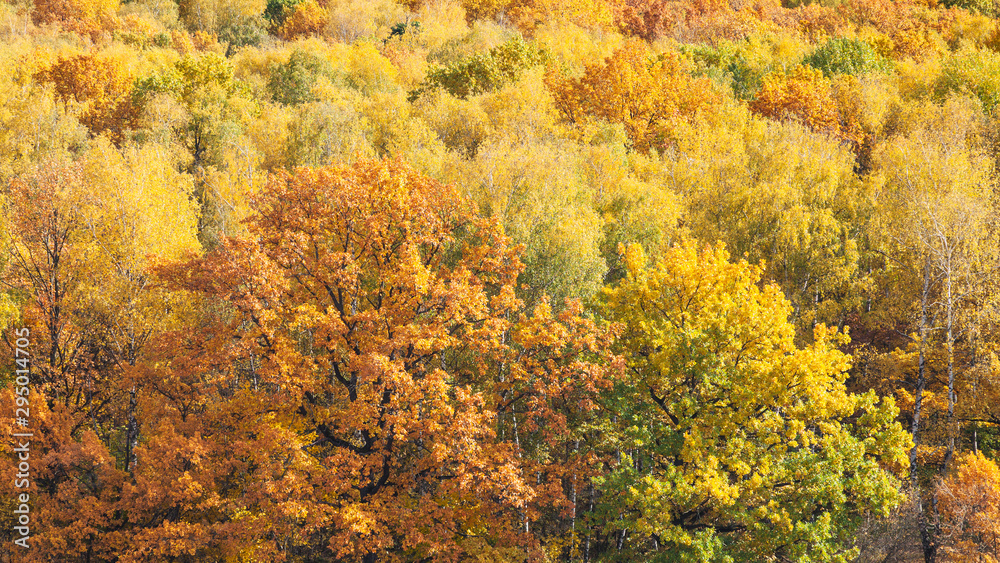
left=411, top=35, right=550, bottom=101
left=134, top=52, right=258, bottom=245
left=804, top=37, right=891, bottom=78
left=267, top=49, right=334, bottom=105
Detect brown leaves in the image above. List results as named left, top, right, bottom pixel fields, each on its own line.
left=31, top=0, right=119, bottom=38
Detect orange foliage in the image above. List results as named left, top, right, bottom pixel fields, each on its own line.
left=141, top=159, right=621, bottom=560
left=35, top=53, right=140, bottom=144
left=611, top=0, right=688, bottom=40
left=612, top=0, right=789, bottom=42
left=750, top=65, right=841, bottom=138
left=277, top=0, right=328, bottom=39
left=792, top=4, right=849, bottom=39
left=837, top=0, right=952, bottom=57
left=32, top=0, right=118, bottom=38
left=938, top=452, right=1000, bottom=562
left=548, top=40, right=719, bottom=153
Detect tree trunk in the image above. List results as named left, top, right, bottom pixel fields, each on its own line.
left=942, top=263, right=956, bottom=474
left=912, top=259, right=937, bottom=563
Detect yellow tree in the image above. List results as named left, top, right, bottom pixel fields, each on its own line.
left=0, top=144, right=200, bottom=559
left=870, top=96, right=997, bottom=563
left=0, top=42, right=87, bottom=183
left=598, top=239, right=910, bottom=561
left=666, top=105, right=868, bottom=331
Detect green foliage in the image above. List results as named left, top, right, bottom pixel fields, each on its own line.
left=411, top=35, right=550, bottom=100
left=267, top=49, right=333, bottom=105
left=804, top=38, right=891, bottom=77
left=263, top=0, right=300, bottom=26
left=683, top=42, right=770, bottom=100
left=135, top=52, right=253, bottom=108
left=937, top=47, right=1000, bottom=114
left=682, top=35, right=809, bottom=101
left=219, top=15, right=267, bottom=51
left=387, top=19, right=420, bottom=41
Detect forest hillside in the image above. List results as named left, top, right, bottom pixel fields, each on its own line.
left=0, top=0, right=998, bottom=559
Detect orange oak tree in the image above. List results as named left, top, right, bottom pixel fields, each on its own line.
left=35, top=52, right=141, bottom=144
left=548, top=40, right=719, bottom=153
left=138, top=159, right=620, bottom=561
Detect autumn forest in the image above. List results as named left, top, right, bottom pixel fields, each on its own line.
left=1, top=0, right=1000, bottom=558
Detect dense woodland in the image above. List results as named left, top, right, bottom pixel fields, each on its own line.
left=4, top=0, right=1000, bottom=558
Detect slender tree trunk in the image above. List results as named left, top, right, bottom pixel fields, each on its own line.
left=512, top=410, right=528, bottom=535
left=584, top=480, right=594, bottom=563
left=125, top=385, right=138, bottom=473
left=942, top=264, right=956, bottom=474
left=912, top=260, right=937, bottom=563
left=909, top=261, right=928, bottom=485
left=570, top=439, right=579, bottom=559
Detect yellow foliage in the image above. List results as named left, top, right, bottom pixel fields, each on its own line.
left=0, top=41, right=86, bottom=180
left=665, top=103, right=865, bottom=327
left=479, top=68, right=562, bottom=140
left=442, top=136, right=608, bottom=303
left=460, top=0, right=510, bottom=22
left=178, top=0, right=265, bottom=33
left=414, top=89, right=492, bottom=156
left=413, top=0, right=469, bottom=52
left=600, top=238, right=910, bottom=557
left=118, top=0, right=180, bottom=31
left=324, top=0, right=407, bottom=42
left=533, top=21, right=624, bottom=74
left=507, top=0, right=614, bottom=32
